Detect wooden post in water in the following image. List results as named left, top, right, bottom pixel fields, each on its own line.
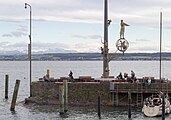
left=128, top=92, right=131, bottom=119
left=63, top=80, right=68, bottom=112
left=59, top=85, right=64, bottom=114
left=162, top=93, right=165, bottom=120
left=97, top=96, right=101, bottom=118
left=10, top=80, right=20, bottom=111
left=5, top=75, right=9, bottom=99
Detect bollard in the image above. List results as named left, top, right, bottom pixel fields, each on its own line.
left=47, top=69, right=50, bottom=78
left=10, top=80, right=20, bottom=111
left=5, top=75, right=9, bottom=99
left=59, top=85, right=64, bottom=114
left=162, top=93, right=165, bottom=120
left=128, top=92, right=131, bottom=119
left=97, top=96, right=101, bottom=118
left=63, top=80, right=68, bottom=112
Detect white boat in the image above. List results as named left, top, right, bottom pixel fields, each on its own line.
left=142, top=94, right=171, bottom=117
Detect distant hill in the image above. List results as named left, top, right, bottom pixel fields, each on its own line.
left=1, top=52, right=171, bottom=61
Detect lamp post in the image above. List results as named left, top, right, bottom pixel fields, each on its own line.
left=25, top=3, right=32, bottom=97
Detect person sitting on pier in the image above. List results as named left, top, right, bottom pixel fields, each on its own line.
left=43, top=74, right=50, bottom=82
left=117, top=72, right=123, bottom=80
left=148, top=78, right=151, bottom=86
left=131, top=70, right=135, bottom=79
left=69, top=70, right=74, bottom=80
left=124, top=73, right=128, bottom=80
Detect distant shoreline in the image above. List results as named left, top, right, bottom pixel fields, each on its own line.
left=1, top=52, right=171, bottom=61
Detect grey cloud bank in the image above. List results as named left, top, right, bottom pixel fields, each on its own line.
left=1, top=0, right=171, bottom=27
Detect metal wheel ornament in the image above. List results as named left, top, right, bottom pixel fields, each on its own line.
left=116, top=38, right=129, bottom=53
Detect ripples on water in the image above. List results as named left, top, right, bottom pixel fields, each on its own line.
left=0, top=61, right=171, bottom=120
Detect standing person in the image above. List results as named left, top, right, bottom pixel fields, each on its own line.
left=120, top=20, right=129, bottom=39
left=131, top=70, right=135, bottom=79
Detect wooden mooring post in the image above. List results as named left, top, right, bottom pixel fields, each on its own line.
left=59, top=85, right=64, bottom=114
left=162, top=93, right=165, bottom=120
left=10, top=80, right=20, bottom=111
left=128, top=92, right=131, bottom=119
left=97, top=96, right=101, bottom=118
left=63, top=80, right=68, bottom=113
left=5, top=75, right=9, bottom=99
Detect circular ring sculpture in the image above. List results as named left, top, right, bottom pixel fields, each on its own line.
left=116, top=38, right=129, bottom=53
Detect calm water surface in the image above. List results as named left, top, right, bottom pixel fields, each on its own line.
left=0, top=61, right=171, bottom=120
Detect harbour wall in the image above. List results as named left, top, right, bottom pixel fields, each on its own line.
left=25, top=81, right=169, bottom=106
left=26, top=81, right=112, bottom=106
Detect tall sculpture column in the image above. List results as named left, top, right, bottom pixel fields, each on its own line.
left=102, top=0, right=109, bottom=78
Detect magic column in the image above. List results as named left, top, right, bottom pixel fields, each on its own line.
left=102, top=0, right=109, bottom=78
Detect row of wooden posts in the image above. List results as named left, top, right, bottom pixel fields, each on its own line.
left=4, top=75, right=20, bottom=111
left=97, top=92, right=132, bottom=119
left=4, top=73, right=69, bottom=114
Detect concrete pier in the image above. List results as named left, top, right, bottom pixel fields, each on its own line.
left=25, top=77, right=171, bottom=107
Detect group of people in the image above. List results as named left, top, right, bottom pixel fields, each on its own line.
left=43, top=70, right=74, bottom=82
left=117, top=70, right=135, bottom=80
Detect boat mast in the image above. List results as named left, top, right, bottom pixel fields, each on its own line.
left=159, top=11, right=162, bottom=80
left=102, top=0, right=110, bottom=78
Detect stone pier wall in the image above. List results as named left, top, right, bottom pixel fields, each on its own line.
left=25, top=81, right=171, bottom=106
left=26, top=81, right=112, bottom=106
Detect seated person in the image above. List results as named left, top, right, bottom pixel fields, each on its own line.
left=43, top=74, right=50, bottom=82
left=69, top=70, right=74, bottom=80
left=131, top=70, right=135, bottom=79
left=117, top=72, right=123, bottom=80
left=124, top=73, right=128, bottom=79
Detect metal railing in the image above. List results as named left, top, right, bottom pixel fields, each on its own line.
left=110, top=82, right=170, bottom=93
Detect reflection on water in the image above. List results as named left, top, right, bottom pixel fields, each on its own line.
left=0, top=61, right=171, bottom=120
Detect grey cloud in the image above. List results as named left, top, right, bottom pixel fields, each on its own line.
left=129, top=46, right=159, bottom=52
left=72, top=34, right=101, bottom=40
left=33, top=42, right=70, bottom=49
left=1, top=0, right=171, bottom=29
left=0, top=42, right=27, bottom=53
left=0, top=42, right=10, bottom=47
left=136, top=39, right=150, bottom=42
left=2, top=25, right=27, bottom=38
left=0, top=41, right=99, bottom=53
left=90, top=35, right=101, bottom=39
left=17, top=25, right=28, bottom=32
left=72, top=35, right=88, bottom=39
left=2, top=32, right=27, bottom=38
left=11, top=32, right=27, bottom=37
left=2, top=34, right=12, bottom=37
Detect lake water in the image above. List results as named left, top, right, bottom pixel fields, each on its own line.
left=0, top=61, right=171, bottom=120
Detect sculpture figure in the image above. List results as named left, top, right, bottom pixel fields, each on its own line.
left=120, top=20, right=129, bottom=39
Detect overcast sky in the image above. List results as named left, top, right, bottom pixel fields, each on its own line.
left=0, top=0, right=171, bottom=53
